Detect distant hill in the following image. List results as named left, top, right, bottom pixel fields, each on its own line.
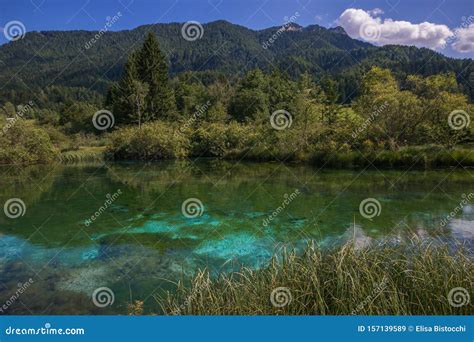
left=0, top=20, right=472, bottom=104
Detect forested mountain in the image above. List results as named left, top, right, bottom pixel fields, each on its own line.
left=0, top=20, right=472, bottom=107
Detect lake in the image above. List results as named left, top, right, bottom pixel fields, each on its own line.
left=0, top=160, right=472, bottom=314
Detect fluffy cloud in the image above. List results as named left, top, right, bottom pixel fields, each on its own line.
left=337, top=8, right=453, bottom=50
left=451, top=24, right=474, bottom=53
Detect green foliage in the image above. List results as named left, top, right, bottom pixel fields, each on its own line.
left=229, top=69, right=269, bottom=122
left=0, top=120, right=59, bottom=164
left=107, top=121, right=189, bottom=160
left=0, top=102, right=16, bottom=118
left=102, top=66, right=472, bottom=167
left=60, top=102, right=99, bottom=133
left=108, top=32, right=176, bottom=125
left=137, top=32, right=176, bottom=119
left=35, top=108, right=61, bottom=126
left=1, top=44, right=472, bottom=168
left=191, top=122, right=259, bottom=157
left=1, top=21, right=472, bottom=107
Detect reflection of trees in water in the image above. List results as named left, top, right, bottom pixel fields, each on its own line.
left=106, top=160, right=474, bottom=195
left=0, top=165, right=58, bottom=221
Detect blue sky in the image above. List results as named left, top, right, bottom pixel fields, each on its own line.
left=0, top=0, right=473, bottom=58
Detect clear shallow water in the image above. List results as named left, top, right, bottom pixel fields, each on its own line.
left=0, top=161, right=472, bottom=314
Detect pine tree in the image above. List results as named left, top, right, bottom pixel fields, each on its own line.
left=112, top=52, right=141, bottom=125
left=136, top=32, right=175, bottom=120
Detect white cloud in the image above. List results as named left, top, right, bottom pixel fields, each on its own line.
left=451, top=23, right=474, bottom=53
left=368, top=8, right=384, bottom=16
left=337, top=8, right=453, bottom=50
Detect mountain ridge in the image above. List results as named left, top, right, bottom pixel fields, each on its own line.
left=0, top=20, right=472, bottom=105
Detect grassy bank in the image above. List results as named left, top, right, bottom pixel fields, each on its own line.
left=157, top=241, right=473, bottom=315
left=310, top=146, right=474, bottom=169
left=106, top=122, right=474, bottom=169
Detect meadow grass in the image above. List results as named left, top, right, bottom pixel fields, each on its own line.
left=157, top=240, right=473, bottom=315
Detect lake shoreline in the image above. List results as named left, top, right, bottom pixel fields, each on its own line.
left=56, top=145, right=474, bottom=170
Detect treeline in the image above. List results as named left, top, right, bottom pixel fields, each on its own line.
left=0, top=32, right=472, bottom=166
left=105, top=33, right=472, bottom=162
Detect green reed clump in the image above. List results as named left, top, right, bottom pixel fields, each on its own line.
left=157, top=241, right=472, bottom=315
left=59, top=147, right=105, bottom=164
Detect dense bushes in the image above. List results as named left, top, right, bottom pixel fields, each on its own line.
left=0, top=120, right=59, bottom=164
left=190, top=122, right=260, bottom=157
left=107, top=122, right=189, bottom=160
left=106, top=120, right=474, bottom=169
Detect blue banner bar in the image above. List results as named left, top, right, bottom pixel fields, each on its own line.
left=0, top=316, right=472, bottom=342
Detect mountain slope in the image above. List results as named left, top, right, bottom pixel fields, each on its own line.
left=0, top=20, right=472, bottom=103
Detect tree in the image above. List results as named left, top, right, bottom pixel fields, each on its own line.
left=0, top=102, right=16, bottom=118
left=292, top=73, right=324, bottom=148
left=128, top=80, right=149, bottom=129
left=107, top=32, right=176, bottom=124
left=60, top=102, right=98, bottom=133
left=320, top=77, right=340, bottom=125
left=353, top=67, right=423, bottom=148
left=136, top=32, right=175, bottom=120
left=228, top=69, right=269, bottom=122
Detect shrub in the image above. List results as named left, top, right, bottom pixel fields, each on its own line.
left=190, top=122, right=258, bottom=158
left=0, top=120, right=59, bottom=164
left=107, top=121, right=189, bottom=160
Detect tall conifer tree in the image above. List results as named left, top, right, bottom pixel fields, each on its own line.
left=136, top=32, right=175, bottom=120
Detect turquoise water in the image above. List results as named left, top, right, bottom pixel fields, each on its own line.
left=0, top=161, right=472, bottom=314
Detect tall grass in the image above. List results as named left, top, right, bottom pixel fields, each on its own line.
left=59, top=146, right=105, bottom=164
left=157, top=241, right=472, bottom=315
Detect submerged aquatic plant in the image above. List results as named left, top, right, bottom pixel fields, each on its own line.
left=156, top=239, right=473, bottom=315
